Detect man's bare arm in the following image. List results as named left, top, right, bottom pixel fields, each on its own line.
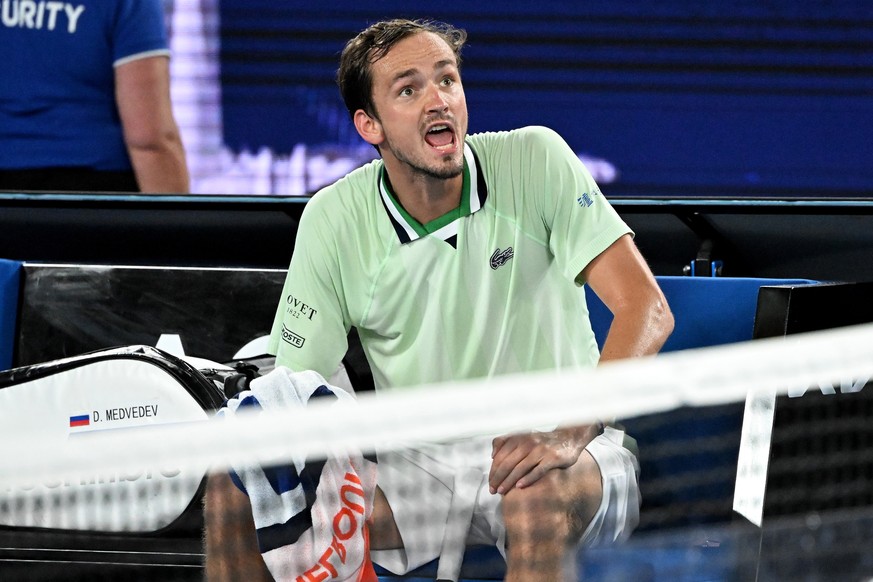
left=489, top=234, right=673, bottom=494
left=583, top=233, right=674, bottom=363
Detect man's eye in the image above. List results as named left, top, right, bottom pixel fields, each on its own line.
left=399, top=87, right=413, bottom=97
left=441, top=77, right=454, bottom=87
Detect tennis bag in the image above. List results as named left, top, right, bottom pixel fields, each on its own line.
left=0, top=345, right=227, bottom=580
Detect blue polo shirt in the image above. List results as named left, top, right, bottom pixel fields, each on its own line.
left=0, top=0, right=170, bottom=171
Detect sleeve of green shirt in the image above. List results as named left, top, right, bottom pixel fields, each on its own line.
left=267, top=194, right=350, bottom=379
left=525, top=126, right=632, bottom=285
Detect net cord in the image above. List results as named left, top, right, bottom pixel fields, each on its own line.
left=2, top=323, right=873, bottom=489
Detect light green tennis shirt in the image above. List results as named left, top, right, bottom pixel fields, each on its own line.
left=268, top=126, right=632, bottom=391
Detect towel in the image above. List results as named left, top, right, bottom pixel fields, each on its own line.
left=217, top=367, right=378, bottom=582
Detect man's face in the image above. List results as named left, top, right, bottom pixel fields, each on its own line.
left=363, top=31, right=468, bottom=180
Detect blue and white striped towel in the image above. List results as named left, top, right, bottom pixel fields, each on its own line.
left=217, top=367, right=378, bottom=582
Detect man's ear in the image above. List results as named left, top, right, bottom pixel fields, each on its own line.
left=354, top=109, right=383, bottom=146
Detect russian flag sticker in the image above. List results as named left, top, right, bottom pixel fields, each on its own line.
left=69, top=414, right=90, bottom=427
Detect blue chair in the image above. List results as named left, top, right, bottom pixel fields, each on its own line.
left=0, top=258, right=22, bottom=371
left=585, top=276, right=818, bottom=354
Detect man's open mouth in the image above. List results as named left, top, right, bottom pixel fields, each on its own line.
left=424, top=124, right=455, bottom=150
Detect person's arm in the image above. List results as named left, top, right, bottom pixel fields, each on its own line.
left=583, top=233, right=674, bottom=364
left=115, top=56, right=189, bottom=193
left=489, top=234, right=673, bottom=494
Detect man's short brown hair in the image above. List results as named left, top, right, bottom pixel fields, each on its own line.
left=336, top=19, right=467, bottom=120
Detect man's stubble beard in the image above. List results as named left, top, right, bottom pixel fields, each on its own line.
left=380, top=131, right=464, bottom=181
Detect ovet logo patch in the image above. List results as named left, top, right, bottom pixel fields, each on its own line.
left=285, top=294, right=318, bottom=321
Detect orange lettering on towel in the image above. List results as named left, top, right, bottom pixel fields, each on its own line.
left=294, top=472, right=370, bottom=581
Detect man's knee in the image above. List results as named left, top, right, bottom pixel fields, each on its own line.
left=502, top=452, right=603, bottom=545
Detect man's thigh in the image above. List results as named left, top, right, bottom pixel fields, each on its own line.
left=578, top=427, right=641, bottom=546
left=369, top=442, right=495, bottom=574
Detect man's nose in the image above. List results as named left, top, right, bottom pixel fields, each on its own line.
left=425, top=83, right=449, bottom=112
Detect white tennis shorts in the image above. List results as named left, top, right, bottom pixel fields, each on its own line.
left=370, top=427, right=641, bottom=575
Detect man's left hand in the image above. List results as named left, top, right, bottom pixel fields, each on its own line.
left=488, top=428, right=590, bottom=495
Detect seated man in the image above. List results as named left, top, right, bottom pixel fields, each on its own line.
left=205, top=18, right=673, bottom=582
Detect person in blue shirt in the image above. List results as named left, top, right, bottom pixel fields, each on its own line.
left=0, top=0, right=188, bottom=193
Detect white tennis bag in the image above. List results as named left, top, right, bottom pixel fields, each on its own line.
left=0, top=345, right=226, bottom=534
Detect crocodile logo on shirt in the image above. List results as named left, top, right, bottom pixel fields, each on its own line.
left=490, top=247, right=514, bottom=270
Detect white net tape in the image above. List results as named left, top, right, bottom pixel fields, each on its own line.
left=3, top=322, right=873, bottom=492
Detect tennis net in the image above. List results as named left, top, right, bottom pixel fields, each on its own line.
left=2, top=323, right=873, bottom=581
